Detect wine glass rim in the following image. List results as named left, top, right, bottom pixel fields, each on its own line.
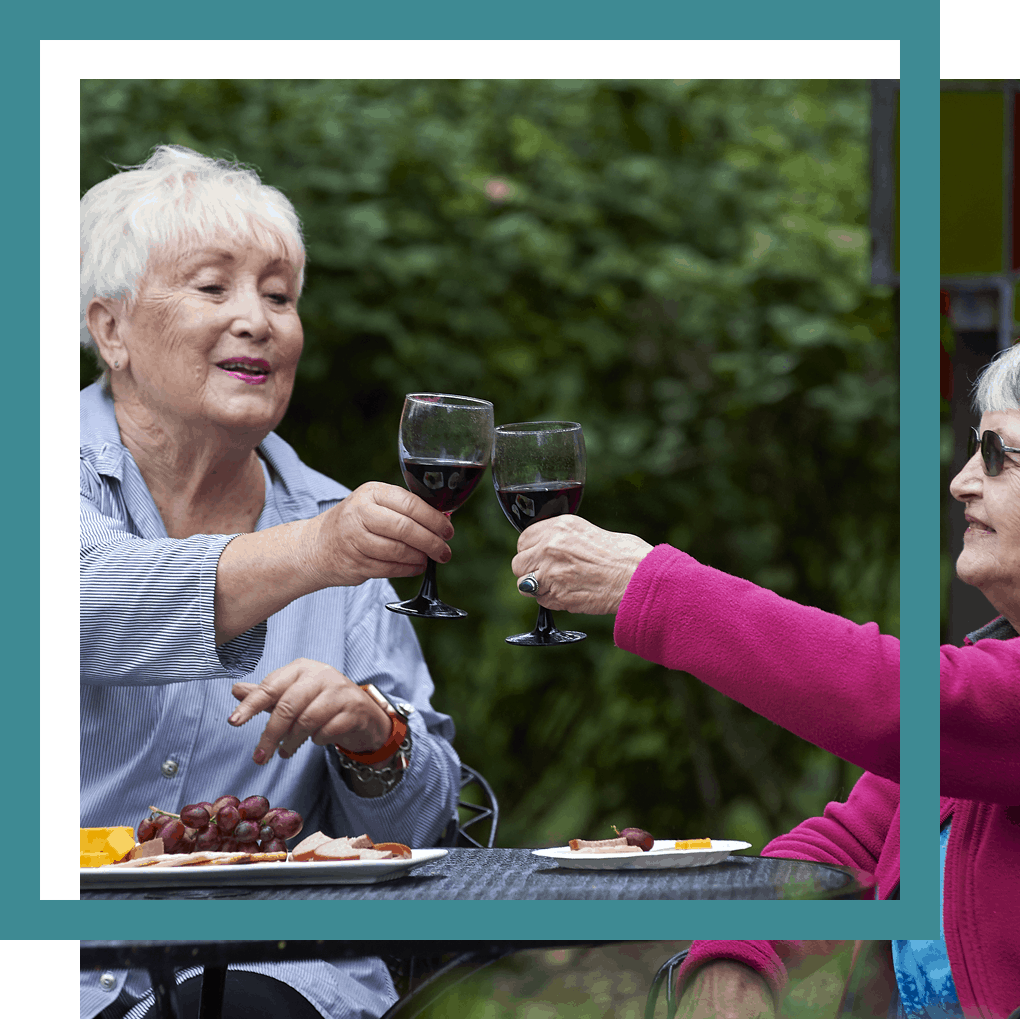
left=406, top=392, right=494, bottom=408
left=495, top=421, right=583, bottom=433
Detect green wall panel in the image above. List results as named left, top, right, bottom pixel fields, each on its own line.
left=941, top=91, right=1004, bottom=274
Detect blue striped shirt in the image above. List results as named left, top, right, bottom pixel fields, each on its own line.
left=79, top=383, right=460, bottom=1017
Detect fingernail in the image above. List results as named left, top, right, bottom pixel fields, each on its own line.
left=229, top=712, right=241, bottom=725
left=253, top=748, right=266, bottom=765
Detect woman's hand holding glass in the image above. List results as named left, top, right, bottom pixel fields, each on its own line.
left=512, top=515, right=654, bottom=616
left=493, top=421, right=588, bottom=645
left=302, top=480, right=455, bottom=587
left=214, top=481, right=454, bottom=645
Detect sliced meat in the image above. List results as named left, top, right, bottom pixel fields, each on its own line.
left=290, top=831, right=333, bottom=861
left=570, top=845, right=643, bottom=854
left=568, top=837, right=629, bottom=851
left=372, top=842, right=412, bottom=860
left=309, top=837, right=363, bottom=861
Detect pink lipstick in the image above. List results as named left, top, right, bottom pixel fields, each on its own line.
left=217, top=357, right=270, bottom=385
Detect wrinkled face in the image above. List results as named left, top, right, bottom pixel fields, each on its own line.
left=949, top=409, right=1020, bottom=619
left=115, top=239, right=304, bottom=437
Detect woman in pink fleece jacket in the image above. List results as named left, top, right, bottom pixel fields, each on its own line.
left=511, top=351, right=1020, bottom=1017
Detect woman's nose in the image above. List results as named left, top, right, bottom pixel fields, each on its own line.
left=229, top=284, right=271, bottom=340
left=949, top=450, right=983, bottom=502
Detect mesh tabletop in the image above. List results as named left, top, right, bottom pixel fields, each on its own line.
left=81, top=848, right=874, bottom=900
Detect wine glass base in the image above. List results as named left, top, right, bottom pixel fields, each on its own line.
left=505, top=628, right=586, bottom=646
left=386, top=598, right=468, bottom=619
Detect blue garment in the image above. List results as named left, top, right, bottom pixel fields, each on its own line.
left=891, top=824, right=963, bottom=1018
left=79, top=383, right=460, bottom=1019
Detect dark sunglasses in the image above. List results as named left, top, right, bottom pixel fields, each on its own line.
left=967, top=427, right=1020, bottom=477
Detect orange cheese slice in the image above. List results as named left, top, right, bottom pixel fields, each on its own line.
left=674, top=838, right=713, bottom=850
left=80, top=826, right=136, bottom=867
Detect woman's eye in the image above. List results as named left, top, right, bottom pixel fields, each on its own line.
left=266, top=292, right=291, bottom=305
left=198, top=285, right=224, bottom=294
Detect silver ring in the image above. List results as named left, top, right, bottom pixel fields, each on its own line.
left=518, top=572, right=539, bottom=596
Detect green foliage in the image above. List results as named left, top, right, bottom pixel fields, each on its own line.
left=81, top=80, right=895, bottom=849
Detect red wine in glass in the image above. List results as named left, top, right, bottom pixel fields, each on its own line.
left=495, top=482, right=584, bottom=531
left=401, top=458, right=488, bottom=514
left=493, top=422, right=587, bottom=646
left=386, top=393, right=494, bottom=619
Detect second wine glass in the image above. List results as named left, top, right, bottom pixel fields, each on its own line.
left=385, top=393, right=494, bottom=619
left=493, top=421, right=587, bottom=645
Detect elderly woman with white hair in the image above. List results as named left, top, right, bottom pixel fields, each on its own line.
left=80, top=146, right=461, bottom=1019
left=512, top=346, right=1020, bottom=1017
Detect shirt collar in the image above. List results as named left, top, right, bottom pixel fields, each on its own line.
left=80, top=382, right=334, bottom=519
left=964, top=615, right=1019, bottom=644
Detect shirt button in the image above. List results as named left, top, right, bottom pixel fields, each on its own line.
left=100, top=973, right=117, bottom=990
left=161, top=759, right=179, bottom=778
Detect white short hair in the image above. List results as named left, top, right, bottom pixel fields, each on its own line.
left=80, top=145, right=306, bottom=385
left=973, top=342, right=1020, bottom=414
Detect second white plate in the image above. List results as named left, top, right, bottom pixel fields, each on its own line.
left=532, top=839, right=751, bottom=870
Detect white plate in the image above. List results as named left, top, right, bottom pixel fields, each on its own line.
left=80, top=848, right=448, bottom=890
left=532, top=839, right=751, bottom=870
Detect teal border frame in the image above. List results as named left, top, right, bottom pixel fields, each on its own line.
left=14, top=0, right=937, bottom=959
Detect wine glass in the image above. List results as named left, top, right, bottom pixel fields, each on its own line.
left=385, top=393, right=494, bottom=619
left=493, top=422, right=587, bottom=645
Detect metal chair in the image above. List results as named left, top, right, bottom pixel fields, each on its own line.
left=645, top=948, right=689, bottom=1018
left=438, top=763, right=500, bottom=849
left=381, top=948, right=513, bottom=1019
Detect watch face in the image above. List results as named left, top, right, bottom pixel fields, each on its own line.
left=396, top=701, right=415, bottom=717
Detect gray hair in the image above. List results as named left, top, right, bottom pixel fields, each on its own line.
left=973, top=342, right=1020, bottom=414
left=80, top=145, right=306, bottom=387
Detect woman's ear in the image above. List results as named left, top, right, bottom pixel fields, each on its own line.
left=86, top=297, right=129, bottom=372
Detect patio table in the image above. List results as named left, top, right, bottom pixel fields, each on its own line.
left=81, top=847, right=874, bottom=900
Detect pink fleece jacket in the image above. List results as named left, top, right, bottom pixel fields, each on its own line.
left=614, top=545, right=1020, bottom=1019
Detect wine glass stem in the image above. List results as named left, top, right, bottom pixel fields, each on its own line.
left=534, top=605, right=558, bottom=638
left=417, top=557, right=440, bottom=602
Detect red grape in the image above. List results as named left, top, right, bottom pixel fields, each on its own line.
left=258, top=825, right=274, bottom=843
left=137, top=818, right=157, bottom=842
left=236, top=842, right=260, bottom=854
left=267, top=809, right=303, bottom=839
left=233, top=821, right=259, bottom=843
left=158, top=819, right=185, bottom=853
left=219, top=838, right=238, bottom=853
left=196, top=825, right=220, bottom=851
left=211, top=795, right=240, bottom=815
left=238, top=795, right=270, bottom=821
left=180, top=804, right=211, bottom=828
left=262, top=838, right=287, bottom=854
left=216, top=805, right=240, bottom=834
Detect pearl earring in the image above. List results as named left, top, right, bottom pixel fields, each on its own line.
left=113, top=361, right=120, bottom=368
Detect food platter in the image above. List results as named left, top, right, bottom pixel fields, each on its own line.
left=532, top=839, right=751, bottom=870
left=80, top=847, right=448, bottom=890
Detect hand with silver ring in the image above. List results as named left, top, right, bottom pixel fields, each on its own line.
left=512, top=516, right=654, bottom=615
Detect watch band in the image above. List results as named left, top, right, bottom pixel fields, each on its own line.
left=334, top=684, right=411, bottom=764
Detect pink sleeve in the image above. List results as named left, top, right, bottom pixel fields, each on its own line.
left=614, top=545, right=899, bottom=780
left=761, top=771, right=899, bottom=898
left=940, top=638, right=1020, bottom=803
